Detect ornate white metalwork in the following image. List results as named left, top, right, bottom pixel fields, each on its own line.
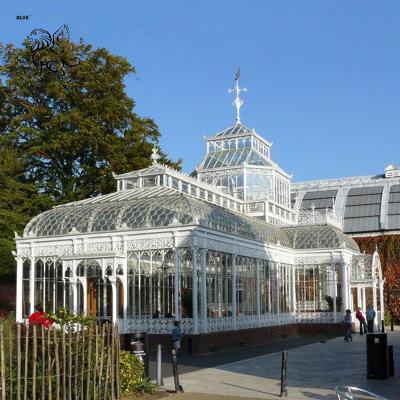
left=237, top=315, right=258, bottom=329
left=86, top=242, right=112, bottom=253
left=127, top=318, right=193, bottom=334
left=126, top=237, right=174, bottom=251
left=35, top=245, right=73, bottom=257
left=297, top=206, right=342, bottom=230
left=296, top=311, right=339, bottom=323
left=151, top=147, right=160, bottom=166
left=19, top=248, right=31, bottom=257
left=207, top=317, right=234, bottom=332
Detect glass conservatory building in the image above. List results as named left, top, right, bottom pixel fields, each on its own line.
left=14, top=81, right=384, bottom=335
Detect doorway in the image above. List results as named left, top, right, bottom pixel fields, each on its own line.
left=87, top=278, right=97, bottom=316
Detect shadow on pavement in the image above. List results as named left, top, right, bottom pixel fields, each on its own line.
left=148, top=334, right=337, bottom=380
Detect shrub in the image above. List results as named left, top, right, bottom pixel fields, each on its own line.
left=47, top=307, right=96, bottom=327
left=119, top=350, right=144, bottom=394
left=384, top=309, right=392, bottom=326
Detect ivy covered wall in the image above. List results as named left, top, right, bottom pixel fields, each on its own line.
left=354, top=235, right=400, bottom=321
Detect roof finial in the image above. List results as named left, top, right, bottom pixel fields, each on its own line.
left=150, top=146, right=160, bottom=166
left=228, top=68, right=247, bottom=125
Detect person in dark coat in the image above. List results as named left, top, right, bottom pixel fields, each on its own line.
left=343, top=309, right=353, bottom=342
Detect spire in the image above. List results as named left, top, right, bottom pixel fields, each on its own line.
left=228, top=68, right=247, bottom=125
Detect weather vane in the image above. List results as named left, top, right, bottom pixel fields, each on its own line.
left=228, top=69, right=247, bottom=125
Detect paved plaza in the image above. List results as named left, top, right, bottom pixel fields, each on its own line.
left=162, top=330, right=400, bottom=399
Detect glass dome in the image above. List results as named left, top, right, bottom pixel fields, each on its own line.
left=283, top=225, right=359, bottom=251
left=23, top=188, right=292, bottom=247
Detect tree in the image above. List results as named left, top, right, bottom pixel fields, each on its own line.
left=0, top=39, right=180, bottom=203
left=0, top=37, right=180, bottom=281
left=0, top=146, right=52, bottom=281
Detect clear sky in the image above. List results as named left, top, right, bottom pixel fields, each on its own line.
left=1, top=1, right=400, bottom=181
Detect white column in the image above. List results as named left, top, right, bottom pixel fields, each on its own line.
left=256, top=259, right=260, bottom=326
left=174, top=249, right=180, bottom=320
left=149, top=253, right=153, bottom=318
left=232, top=254, right=237, bottom=330
left=103, top=278, right=108, bottom=317
left=291, top=266, right=297, bottom=313
left=123, top=243, right=129, bottom=333
left=358, top=287, right=363, bottom=310
left=15, top=257, right=23, bottom=321
left=42, top=260, right=47, bottom=311
left=200, top=249, right=208, bottom=333
left=332, top=263, right=337, bottom=322
left=191, top=247, right=198, bottom=334
left=361, top=287, right=366, bottom=312
left=341, top=262, right=349, bottom=312
left=82, top=278, right=87, bottom=315
left=379, top=281, right=384, bottom=324
left=373, top=284, right=378, bottom=328
left=29, top=256, right=35, bottom=315
left=317, top=267, right=322, bottom=311
left=110, top=278, right=118, bottom=323
left=276, top=263, right=281, bottom=323
left=71, top=279, right=78, bottom=314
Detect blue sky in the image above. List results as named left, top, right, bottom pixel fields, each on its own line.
left=2, top=1, right=400, bottom=181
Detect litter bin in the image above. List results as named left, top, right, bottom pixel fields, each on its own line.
left=125, top=332, right=149, bottom=377
left=366, top=333, right=388, bottom=379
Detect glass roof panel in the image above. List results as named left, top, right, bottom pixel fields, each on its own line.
left=214, top=124, right=254, bottom=137
left=23, top=190, right=292, bottom=248
left=246, top=150, right=272, bottom=166
left=200, top=149, right=256, bottom=170
left=283, top=225, right=359, bottom=251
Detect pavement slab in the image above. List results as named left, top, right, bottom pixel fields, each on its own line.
left=162, top=331, right=400, bottom=400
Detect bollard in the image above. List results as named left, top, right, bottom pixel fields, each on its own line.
left=381, top=320, right=385, bottom=333
left=171, top=349, right=184, bottom=393
left=280, top=351, right=288, bottom=397
left=157, top=344, right=163, bottom=386
left=391, top=317, right=394, bottom=332
left=388, top=345, right=394, bottom=377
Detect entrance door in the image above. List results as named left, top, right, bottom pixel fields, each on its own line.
left=87, top=278, right=97, bottom=316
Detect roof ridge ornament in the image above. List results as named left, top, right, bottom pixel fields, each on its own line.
left=150, top=146, right=160, bottom=166
left=228, top=68, right=247, bottom=125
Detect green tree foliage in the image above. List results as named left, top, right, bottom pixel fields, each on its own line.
left=0, top=146, right=51, bottom=281
left=0, top=39, right=179, bottom=201
left=0, top=38, right=180, bottom=281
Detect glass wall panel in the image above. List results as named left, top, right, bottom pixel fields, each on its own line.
left=236, top=256, right=257, bottom=316
left=206, top=251, right=232, bottom=317
left=296, top=265, right=335, bottom=312
left=127, top=249, right=175, bottom=318
left=259, top=260, right=273, bottom=314
left=246, top=173, right=273, bottom=201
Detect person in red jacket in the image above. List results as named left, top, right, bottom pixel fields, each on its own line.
left=28, top=304, right=54, bottom=329
left=355, top=307, right=368, bottom=335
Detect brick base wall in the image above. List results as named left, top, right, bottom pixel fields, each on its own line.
left=122, top=323, right=343, bottom=355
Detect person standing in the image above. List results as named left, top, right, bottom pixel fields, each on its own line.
left=355, top=307, right=368, bottom=335
left=343, top=309, right=353, bottom=342
left=171, top=320, right=182, bottom=353
left=366, top=305, right=376, bottom=333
